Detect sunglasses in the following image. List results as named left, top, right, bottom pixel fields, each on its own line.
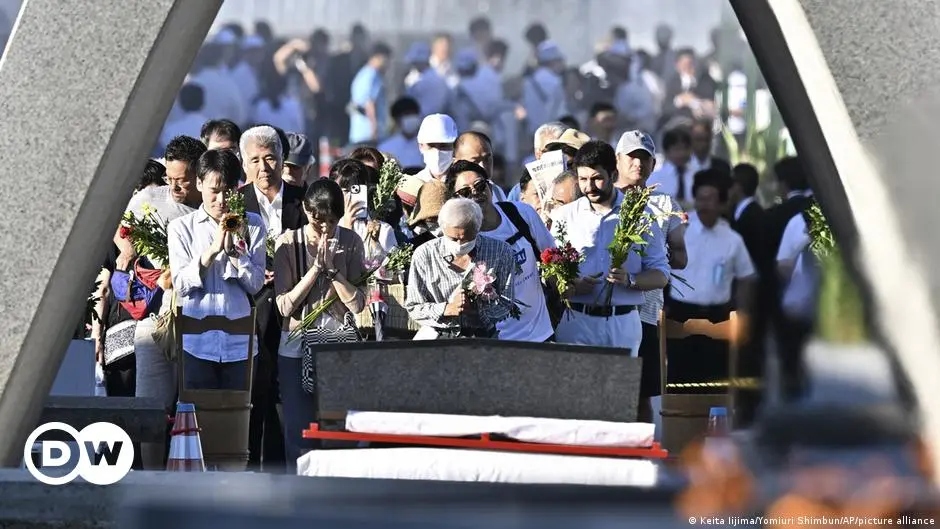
left=454, top=180, right=488, bottom=199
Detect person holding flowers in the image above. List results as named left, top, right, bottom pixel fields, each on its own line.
left=167, top=149, right=266, bottom=391
left=405, top=197, right=516, bottom=339
left=549, top=140, right=670, bottom=354
left=118, top=137, right=206, bottom=470
left=272, top=178, right=368, bottom=474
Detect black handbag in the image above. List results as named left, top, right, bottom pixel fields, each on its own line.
left=293, top=228, right=362, bottom=395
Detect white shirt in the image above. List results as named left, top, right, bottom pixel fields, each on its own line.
left=639, top=192, right=686, bottom=326
left=253, top=182, right=284, bottom=237
left=726, top=70, right=747, bottom=135
left=351, top=219, right=398, bottom=261
left=378, top=133, right=423, bottom=168
left=167, top=208, right=266, bottom=362
left=550, top=191, right=671, bottom=307
left=777, top=213, right=809, bottom=262
left=159, top=112, right=209, bottom=152
left=670, top=217, right=755, bottom=306
left=250, top=97, right=304, bottom=135
left=734, top=196, right=756, bottom=222
left=485, top=202, right=556, bottom=342
left=125, top=186, right=196, bottom=269
left=647, top=160, right=697, bottom=205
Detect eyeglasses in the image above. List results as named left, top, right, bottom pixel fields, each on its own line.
left=454, top=180, right=488, bottom=199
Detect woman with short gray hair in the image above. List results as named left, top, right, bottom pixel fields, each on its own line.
left=405, top=198, right=516, bottom=339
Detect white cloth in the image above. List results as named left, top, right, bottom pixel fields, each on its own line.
left=159, top=112, right=209, bottom=152
left=777, top=213, right=810, bottom=262
left=485, top=202, right=555, bottom=342
left=378, top=133, right=423, bottom=168
left=345, top=411, right=655, bottom=448
left=556, top=309, right=642, bottom=354
left=671, top=217, right=755, bottom=306
left=297, top=447, right=659, bottom=486
left=249, top=97, right=304, bottom=136
left=726, top=70, right=748, bottom=135
left=252, top=182, right=284, bottom=237
left=167, top=208, right=266, bottom=362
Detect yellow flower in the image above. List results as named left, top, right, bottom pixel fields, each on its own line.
left=141, top=203, right=154, bottom=216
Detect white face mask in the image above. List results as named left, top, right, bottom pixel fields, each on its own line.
left=399, top=115, right=421, bottom=136
left=442, top=237, right=476, bottom=257
left=423, top=148, right=454, bottom=177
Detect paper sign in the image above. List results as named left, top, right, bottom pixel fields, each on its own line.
left=524, top=150, right=566, bottom=202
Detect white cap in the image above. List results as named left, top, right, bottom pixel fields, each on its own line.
left=417, top=114, right=458, bottom=144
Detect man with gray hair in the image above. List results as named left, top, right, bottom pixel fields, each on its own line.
left=508, top=121, right=568, bottom=202
left=405, top=198, right=516, bottom=339
left=238, top=125, right=308, bottom=470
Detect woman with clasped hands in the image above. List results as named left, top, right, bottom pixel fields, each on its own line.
left=167, top=149, right=266, bottom=391
left=273, top=178, right=367, bottom=473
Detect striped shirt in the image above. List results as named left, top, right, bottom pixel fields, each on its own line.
left=405, top=234, right=516, bottom=333
left=639, top=192, right=686, bottom=325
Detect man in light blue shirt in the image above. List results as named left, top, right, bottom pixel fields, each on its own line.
left=348, top=43, right=392, bottom=146
left=550, top=140, right=670, bottom=354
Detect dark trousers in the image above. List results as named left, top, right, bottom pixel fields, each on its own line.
left=638, top=323, right=662, bottom=399
left=278, top=355, right=320, bottom=475
left=183, top=355, right=254, bottom=390
left=248, top=288, right=286, bottom=471
left=103, top=353, right=143, bottom=470
left=664, top=300, right=732, bottom=394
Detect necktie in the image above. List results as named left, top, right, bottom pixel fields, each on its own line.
left=676, top=166, right=687, bottom=203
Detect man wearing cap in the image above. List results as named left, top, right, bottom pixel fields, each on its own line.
left=616, top=130, right=688, bottom=422
left=550, top=140, right=670, bottom=354
left=413, top=113, right=459, bottom=184
left=543, top=128, right=591, bottom=167
left=522, top=40, right=569, bottom=138
left=404, top=41, right=449, bottom=118
left=282, top=132, right=314, bottom=188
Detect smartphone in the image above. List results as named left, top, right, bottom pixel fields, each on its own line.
left=350, top=185, right=369, bottom=219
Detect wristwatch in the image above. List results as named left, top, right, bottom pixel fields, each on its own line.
left=627, top=273, right=637, bottom=289
left=324, top=268, right=338, bottom=281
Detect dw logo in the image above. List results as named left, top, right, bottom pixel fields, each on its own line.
left=23, top=422, right=134, bottom=485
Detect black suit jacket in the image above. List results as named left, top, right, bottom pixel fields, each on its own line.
left=732, top=200, right=771, bottom=276
left=240, top=182, right=308, bottom=354
left=766, top=194, right=813, bottom=258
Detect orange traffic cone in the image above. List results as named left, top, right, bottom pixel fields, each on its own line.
left=166, top=402, right=205, bottom=472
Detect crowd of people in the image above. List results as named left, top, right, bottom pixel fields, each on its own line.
left=87, top=18, right=813, bottom=474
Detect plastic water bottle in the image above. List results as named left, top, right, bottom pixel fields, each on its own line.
left=707, top=407, right=729, bottom=437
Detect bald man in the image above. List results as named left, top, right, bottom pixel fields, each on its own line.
left=453, top=131, right=508, bottom=202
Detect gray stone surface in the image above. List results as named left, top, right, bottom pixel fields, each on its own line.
left=0, top=0, right=221, bottom=467
left=40, top=396, right=166, bottom=443
left=316, top=340, right=642, bottom=422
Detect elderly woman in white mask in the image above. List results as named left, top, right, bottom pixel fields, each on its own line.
left=405, top=197, right=516, bottom=339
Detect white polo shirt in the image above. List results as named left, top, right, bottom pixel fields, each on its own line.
left=670, top=216, right=755, bottom=306
left=777, top=213, right=810, bottom=263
